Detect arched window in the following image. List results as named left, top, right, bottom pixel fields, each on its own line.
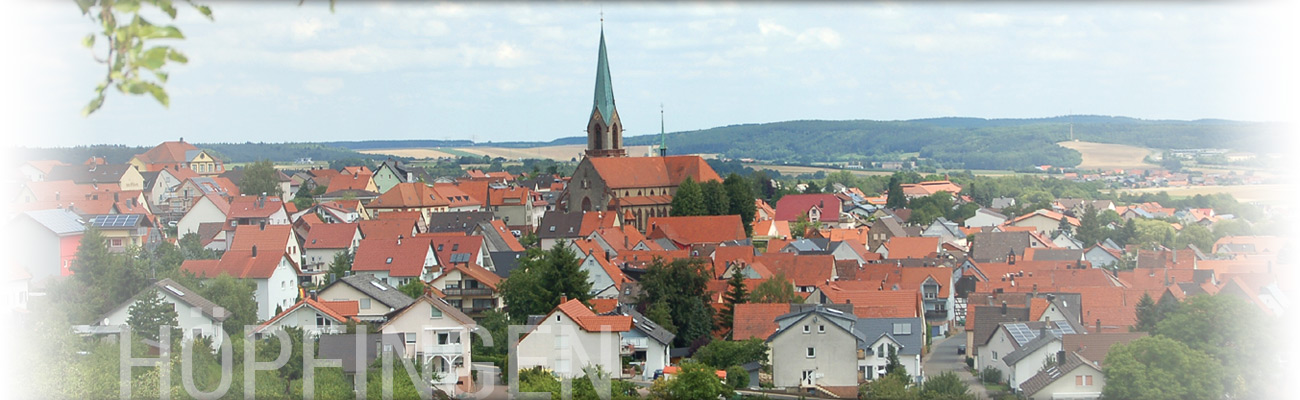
left=581, top=197, right=592, bottom=212
left=589, top=123, right=603, bottom=150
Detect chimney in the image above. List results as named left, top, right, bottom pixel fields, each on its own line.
left=1026, top=292, right=1033, bottom=306
left=1032, top=283, right=1039, bottom=298
left=1001, top=301, right=1007, bottom=315
left=1039, top=325, right=1048, bottom=338
left=560, top=295, right=568, bottom=304
left=251, top=245, right=258, bottom=257
left=113, top=192, right=119, bottom=202
left=259, top=221, right=266, bottom=230
left=397, top=235, right=403, bottom=245
left=1057, top=350, right=1066, bottom=366
left=310, top=290, right=318, bottom=301
left=55, top=191, right=60, bottom=201
left=1095, top=318, right=1102, bottom=333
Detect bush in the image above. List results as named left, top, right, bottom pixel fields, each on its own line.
left=965, top=357, right=975, bottom=369
left=981, top=366, right=1002, bottom=384
left=726, top=365, right=750, bottom=389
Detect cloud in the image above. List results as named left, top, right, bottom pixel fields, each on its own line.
left=963, top=12, right=1012, bottom=28
left=796, top=27, right=842, bottom=49
left=304, top=77, right=344, bottom=95
left=292, top=17, right=327, bottom=40
left=758, top=20, right=794, bottom=37
left=225, top=83, right=282, bottom=97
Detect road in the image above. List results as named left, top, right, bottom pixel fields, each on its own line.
left=923, top=332, right=989, bottom=399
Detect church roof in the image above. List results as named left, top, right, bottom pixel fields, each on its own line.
left=587, top=155, right=721, bottom=189
left=592, top=28, right=616, bottom=124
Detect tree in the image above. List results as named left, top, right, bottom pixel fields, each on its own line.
left=1132, top=292, right=1159, bottom=332
left=127, top=289, right=180, bottom=342
left=886, top=174, right=907, bottom=209
left=919, top=371, right=974, bottom=400
left=398, top=279, right=426, bottom=300
left=178, top=232, right=220, bottom=260
left=637, top=258, right=714, bottom=347
left=700, top=180, right=730, bottom=216
left=670, top=177, right=705, bottom=217
left=724, top=173, right=758, bottom=237
left=1056, top=215, right=1073, bottom=236
left=646, top=300, right=677, bottom=334
left=790, top=214, right=815, bottom=239
left=719, top=271, right=749, bottom=338
left=1174, top=224, right=1213, bottom=252
left=238, top=160, right=284, bottom=198
left=649, top=361, right=732, bottom=400
left=497, top=243, right=591, bottom=323
left=198, top=273, right=258, bottom=335
left=859, top=372, right=915, bottom=400
left=803, top=180, right=822, bottom=194
left=1102, top=336, right=1223, bottom=400
left=326, top=249, right=352, bottom=283
left=691, top=338, right=767, bottom=370
left=1153, top=294, right=1271, bottom=398
left=1076, top=204, right=1103, bottom=245
left=750, top=272, right=798, bottom=303
left=725, top=365, right=749, bottom=390
left=76, top=0, right=213, bottom=116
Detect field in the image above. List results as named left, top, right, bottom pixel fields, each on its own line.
left=1058, top=141, right=1158, bottom=170
left=361, top=145, right=656, bottom=161
left=1120, top=184, right=1293, bottom=204
left=744, top=163, right=894, bottom=177
left=358, top=148, right=460, bottom=159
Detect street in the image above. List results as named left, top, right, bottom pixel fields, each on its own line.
left=923, top=332, right=989, bottom=399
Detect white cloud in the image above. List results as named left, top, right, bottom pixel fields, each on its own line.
left=963, top=12, right=1012, bottom=28
left=304, top=77, right=344, bottom=95
left=796, top=27, right=842, bottom=49
left=225, top=83, right=282, bottom=97
left=758, top=20, right=794, bottom=37
left=292, top=17, right=327, bottom=40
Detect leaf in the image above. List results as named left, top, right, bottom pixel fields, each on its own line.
left=75, top=0, right=95, bottom=15
left=139, top=46, right=169, bottom=70
left=166, top=49, right=188, bottom=63
left=145, top=82, right=170, bottom=107
left=113, top=0, right=141, bottom=14
left=82, top=95, right=106, bottom=117
left=82, top=34, right=95, bottom=48
left=195, top=4, right=214, bottom=21
left=156, top=0, right=178, bottom=19
left=153, top=70, right=169, bottom=83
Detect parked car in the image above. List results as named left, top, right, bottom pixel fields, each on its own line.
left=957, top=345, right=966, bottom=355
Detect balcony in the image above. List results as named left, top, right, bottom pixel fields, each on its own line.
left=423, top=343, right=462, bottom=355
left=441, top=287, right=495, bottom=297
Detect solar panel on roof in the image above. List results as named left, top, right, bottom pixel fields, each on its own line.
left=92, top=214, right=140, bottom=227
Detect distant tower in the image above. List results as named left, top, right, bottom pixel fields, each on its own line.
left=585, top=22, right=626, bottom=158
left=658, top=104, right=668, bottom=157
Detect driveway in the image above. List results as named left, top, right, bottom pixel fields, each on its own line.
left=923, top=332, right=989, bottom=399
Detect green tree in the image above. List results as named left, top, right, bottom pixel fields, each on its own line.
left=398, top=279, right=426, bottom=300
left=803, top=180, right=822, bottom=194
left=919, top=371, right=974, bottom=400
left=692, top=338, right=768, bottom=370
left=725, top=365, right=749, bottom=390
left=127, top=289, right=180, bottom=342
left=1174, top=224, right=1214, bottom=251
left=886, top=174, right=907, bottom=209
left=1132, top=219, right=1176, bottom=247
left=1132, top=292, right=1159, bottom=332
left=327, top=249, right=352, bottom=283
left=719, top=271, right=749, bottom=338
left=238, top=159, right=284, bottom=198
left=646, top=300, right=678, bottom=334
left=1102, top=336, right=1223, bottom=400
left=750, top=272, right=798, bottom=304
left=1076, top=204, right=1103, bottom=245
left=859, top=372, right=916, bottom=400
left=790, top=214, right=815, bottom=239
left=649, top=361, right=732, bottom=400
left=178, top=232, right=220, bottom=260
left=76, top=0, right=214, bottom=116
left=670, top=177, right=706, bottom=217
left=700, top=180, right=731, bottom=216
left=498, top=243, right=591, bottom=323
left=198, top=273, right=258, bottom=335
left=637, top=258, right=714, bottom=347
left=724, top=173, right=758, bottom=237
left=1153, top=295, right=1270, bottom=398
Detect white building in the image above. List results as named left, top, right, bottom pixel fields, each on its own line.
left=380, top=295, right=477, bottom=395
left=97, top=279, right=229, bottom=351
left=516, top=299, right=631, bottom=379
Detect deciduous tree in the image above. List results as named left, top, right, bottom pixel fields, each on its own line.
left=238, top=159, right=284, bottom=198
left=750, top=272, right=798, bottom=304
left=127, top=289, right=180, bottom=342
left=670, top=177, right=705, bottom=217
left=1102, top=336, right=1223, bottom=400
left=637, top=258, right=714, bottom=347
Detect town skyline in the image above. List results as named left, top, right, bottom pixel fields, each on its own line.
left=6, top=1, right=1296, bottom=148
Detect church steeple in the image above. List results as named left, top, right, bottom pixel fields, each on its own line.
left=586, top=24, right=626, bottom=158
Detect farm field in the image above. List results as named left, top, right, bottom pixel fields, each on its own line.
left=362, top=145, right=657, bottom=161
left=359, top=148, right=460, bottom=159
left=1120, top=184, right=1293, bottom=204
left=744, top=163, right=894, bottom=177
left=1058, top=141, right=1158, bottom=170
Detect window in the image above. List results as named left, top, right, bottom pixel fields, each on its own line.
left=360, top=298, right=371, bottom=309
left=405, top=333, right=416, bottom=345
left=893, top=323, right=911, bottom=335
left=109, top=238, right=124, bottom=247
left=1077, top=375, right=1093, bottom=386
left=430, top=306, right=443, bottom=319
left=993, top=351, right=998, bottom=360
left=803, top=325, right=810, bottom=333
left=806, top=347, right=815, bottom=358
left=818, top=325, right=826, bottom=333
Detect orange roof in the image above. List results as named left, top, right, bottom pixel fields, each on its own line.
left=1028, top=297, right=1050, bottom=321
left=134, top=140, right=199, bottom=165
left=755, top=199, right=776, bottom=221
left=369, top=183, right=449, bottom=208
left=573, top=239, right=630, bottom=286
left=732, top=303, right=790, bottom=340
left=818, top=287, right=922, bottom=318
left=183, top=250, right=297, bottom=279
left=899, top=180, right=962, bottom=197
left=487, top=186, right=531, bottom=207
left=647, top=215, right=747, bottom=247
left=1213, top=235, right=1286, bottom=255
left=592, top=225, right=653, bottom=253
left=612, top=249, right=694, bottom=268
left=432, top=183, right=483, bottom=209
left=358, top=219, right=419, bottom=240
left=1010, top=209, right=1081, bottom=227
left=227, top=195, right=285, bottom=219
left=881, top=236, right=939, bottom=259
left=587, top=155, right=721, bottom=189
left=303, top=223, right=360, bottom=249
left=755, top=254, right=835, bottom=287
left=712, top=245, right=756, bottom=278
left=589, top=298, right=619, bottom=314
left=252, top=297, right=361, bottom=332
left=1074, top=287, right=1163, bottom=333
left=325, top=172, right=373, bottom=193
left=822, top=227, right=869, bottom=244
left=439, top=262, right=503, bottom=290
left=579, top=211, right=621, bottom=236
left=488, top=220, right=526, bottom=252
left=555, top=299, right=632, bottom=332
left=425, top=234, right=485, bottom=267
left=228, top=224, right=294, bottom=253
left=352, top=237, right=432, bottom=278
left=774, top=194, right=841, bottom=222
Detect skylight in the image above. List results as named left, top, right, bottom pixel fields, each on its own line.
left=386, top=257, right=393, bottom=264
left=164, top=285, right=184, bottom=297
left=370, top=281, right=388, bottom=291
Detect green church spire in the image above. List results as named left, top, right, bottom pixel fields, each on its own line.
left=592, top=26, right=616, bottom=124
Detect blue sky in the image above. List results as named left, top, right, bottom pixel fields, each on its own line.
left=4, top=1, right=1297, bottom=148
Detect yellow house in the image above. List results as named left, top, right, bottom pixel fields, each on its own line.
left=129, top=140, right=225, bottom=176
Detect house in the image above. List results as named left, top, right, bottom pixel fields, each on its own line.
left=182, top=248, right=303, bottom=321
left=609, top=304, right=675, bottom=380
left=921, top=218, right=964, bottom=244
left=46, top=163, right=147, bottom=192
left=301, top=223, right=362, bottom=283
left=251, top=297, right=359, bottom=338
left=425, top=211, right=494, bottom=235
left=177, top=193, right=230, bottom=238
left=129, top=139, right=225, bottom=175
left=226, top=195, right=289, bottom=229
left=867, top=217, right=907, bottom=251
left=168, top=176, right=238, bottom=215
left=757, top=254, right=836, bottom=293
left=645, top=215, right=747, bottom=250
left=9, top=209, right=84, bottom=282
left=876, top=236, right=940, bottom=259
left=486, top=185, right=537, bottom=229
left=1007, top=210, right=1080, bottom=235
left=732, top=303, right=791, bottom=340
left=965, top=208, right=1009, bottom=228
left=558, top=155, right=722, bottom=233
left=96, top=278, right=229, bottom=350
left=774, top=194, right=842, bottom=228
left=854, top=317, right=925, bottom=382
left=766, top=305, right=925, bottom=390
left=515, top=298, right=633, bottom=378
left=318, top=273, right=416, bottom=323
left=570, top=239, right=632, bottom=298
left=899, top=180, right=962, bottom=199
left=372, top=158, right=432, bottom=194
left=19, top=160, right=67, bottom=182
left=427, top=262, right=503, bottom=318
left=1082, top=245, right=1123, bottom=269
left=379, top=294, right=478, bottom=394
left=366, top=183, right=452, bottom=225
left=971, top=231, right=1052, bottom=263
left=318, top=333, right=407, bottom=377
left=966, top=303, right=1031, bottom=366
left=1018, top=351, right=1104, bottom=400
left=352, top=236, right=438, bottom=288
left=979, top=321, right=1081, bottom=386
left=87, top=214, right=159, bottom=252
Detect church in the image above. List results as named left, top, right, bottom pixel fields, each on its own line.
left=558, top=26, right=721, bottom=233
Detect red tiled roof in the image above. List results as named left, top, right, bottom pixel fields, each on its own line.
left=304, top=223, right=359, bottom=249
left=369, top=183, right=449, bottom=208
left=555, top=299, right=632, bottom=332
left=612, top=249, right=694, bottom=269
left=579, top=211, right=621, bottom=237
left=587, top=155, right=721, bottom=189
left=326, top=172, right=373, bottom=193
left=732, top=303, right=790, bottom=340
left=646, top=215, right=747, bottom=247
left=1010, top=209, right=1081, bottom=227
left=183, top=250, right=297, bottom=279
left=818, top=287, right=922, bottom=318
left=881, top=236, right=939, bottom=259
left=423, top=234, right=485, bottom=268
left=487, top=186, right=531, bottom=207
left=592, top=226, right=652, bottom=253
left=440, top=262, right=502, bottom=290
left=589, top=298, right=619, bottom=314
left=135, top=141, right=199, bottom=164
left=227, top=195, right=285, bottom=219
left=352, top=237, right=433, bottom=278
left=712, top=245, right=756, bottom=278
left=432, top=183, right=483, bottom=209
left=755, top=254, right=835, bottom=287
left=228, top=224, right=294, bottom=253
left=774, top=194, right=841, bottom=222
left=358, top=219, right=419, bottom=240
left=488, top=220, right=526, bottom=252
left=899, top=180, right=962, bottom=197
left=253, top=297, right=358, bottom=333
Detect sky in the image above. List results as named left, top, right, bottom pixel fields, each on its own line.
left=3, top=1, right=1298, bottom=148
